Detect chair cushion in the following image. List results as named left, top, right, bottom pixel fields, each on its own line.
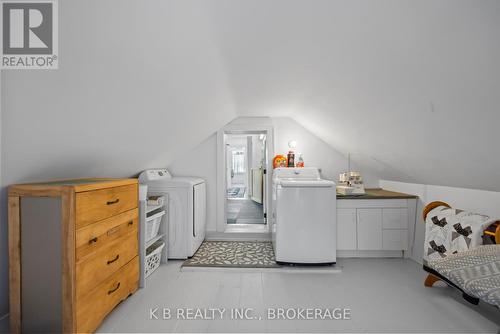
left=424, top=206, right=497, bottom=262
left=427, top=245, right=500, bottom=307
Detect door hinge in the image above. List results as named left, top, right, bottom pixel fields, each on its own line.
left=264, top=213, right=267, bottom=218
left=263, top=169, right=267, bottom=175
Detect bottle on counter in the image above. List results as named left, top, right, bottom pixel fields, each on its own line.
left=296, top=154, right=304, bottom=167
left=287, top=151, right=295, bottom=167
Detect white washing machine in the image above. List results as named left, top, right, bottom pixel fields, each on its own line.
left=139, top=169, right=206, bottom=259
left=272, top=167, right=337, bottom=264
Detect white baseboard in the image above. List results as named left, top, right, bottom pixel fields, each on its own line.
left=411, top=255, right=423, bottom=265
left=205, top=231, right=271, bottom=241
left=337, top=250, right=404, bottom=258
left=181, top=265, right=342, bottom=274
left=205, top=232, right=414, bottom=258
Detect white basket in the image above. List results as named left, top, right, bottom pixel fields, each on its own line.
left=145, top=210, right=165, bottom=242
left=147, top=195, right=165, bottom=206
left=145, top=241, right=165, bottom=277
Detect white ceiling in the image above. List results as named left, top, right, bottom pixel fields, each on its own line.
left=205, top=0, right=500, bottom=190
left=2, top=0, right=500, bottom=191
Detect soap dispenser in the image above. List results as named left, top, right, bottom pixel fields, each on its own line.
left=296, top=154, right=304, bottom=167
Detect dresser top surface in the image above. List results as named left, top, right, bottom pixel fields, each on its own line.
left=9, top=178, right=138, bottom=195
left=31, top=178, right=124, bottom=186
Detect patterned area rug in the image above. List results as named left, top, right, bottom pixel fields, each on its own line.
left=183, top=241, right=280, bottom=268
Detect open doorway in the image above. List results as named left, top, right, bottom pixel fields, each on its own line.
left=216, top=121, right=273, bottom=235
left=225, top=133, right=267, bottom=225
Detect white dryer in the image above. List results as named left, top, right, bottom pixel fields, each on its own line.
left=272, top=167, right=336, bottom=264
left=139, top=169, right=206, bottom=259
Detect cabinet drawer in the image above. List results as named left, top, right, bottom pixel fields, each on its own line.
left=76, top=231, right=138, bottom=299
left=77, top=257, right=139, bottom=334
left=382, top=208, right=408, bottom=229
left=382, top=230, right=408, bottom=250
left=76, top=208, right=138, bottom=262
left=76, top=184, right=138, bottom=228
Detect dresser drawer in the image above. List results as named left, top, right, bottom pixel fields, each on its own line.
left=76, top=184, right=138, bottom=228
left=76, top=208, right=138, bottom=262
left=77, top=257, right=139, bottom=334
left=76, top=231, right=138, bottom=299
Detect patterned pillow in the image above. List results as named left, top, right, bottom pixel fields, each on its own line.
left=424, top=206, right=497, bottom=263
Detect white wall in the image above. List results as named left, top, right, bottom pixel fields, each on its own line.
left=170, top=117, right=383, bottom=232
left=380, top=180, right=500, bottom=264
left=2, top=0, right=236, bottom=188
left=273, top=117, right=380, bottom=186
left=250, top=136, right=263, bottom=169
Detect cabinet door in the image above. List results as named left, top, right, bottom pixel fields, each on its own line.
left=337, top=209, right=357, bottom=250
left=357, top=209, right=382, bottom=250
left=383, top=230, right=408, bottom=250
left=382, top=208, right=408, bottom=229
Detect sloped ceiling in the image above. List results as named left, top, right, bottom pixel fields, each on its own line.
left=2, top=0, right=500, bottom=192
left=2, top=1, right=237, bottom=185
left=205, top=0, right=500, bottom=191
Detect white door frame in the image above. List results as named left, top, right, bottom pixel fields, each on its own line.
left=216, top=123, right=274, bottom=233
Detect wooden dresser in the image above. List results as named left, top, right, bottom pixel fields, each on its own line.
left=8, top=178, right=139, bottom=333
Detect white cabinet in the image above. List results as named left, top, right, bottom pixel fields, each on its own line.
left=382, top=208, right=408, bottom=229
left=382, top=208, right=408, bottom=251
left=336, top=198, right=416, bottom=256
left=357, top=209, right=383, bottom=250
left=337, top=209, right=357, bottom=250
left=383, top=230, right=408, bottom=250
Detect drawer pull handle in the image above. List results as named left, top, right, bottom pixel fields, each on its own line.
left=108, top=282, right=121, bottom=295
left=128, top=220, right=134, bottom=226
left=88, top=237, right=98, bottom=244
left=107, top=254, right=120, bottom=265
left=107, top=226, right=120, bottom=236
left=107, top=199, right=120, bottom=205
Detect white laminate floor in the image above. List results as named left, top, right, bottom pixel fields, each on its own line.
left=227, top=199, right=265, bottom=225
left=93, top=258, right=500, bottom=333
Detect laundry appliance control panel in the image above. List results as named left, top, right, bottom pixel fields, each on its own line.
left=138, top=169, right=172, bottom=182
